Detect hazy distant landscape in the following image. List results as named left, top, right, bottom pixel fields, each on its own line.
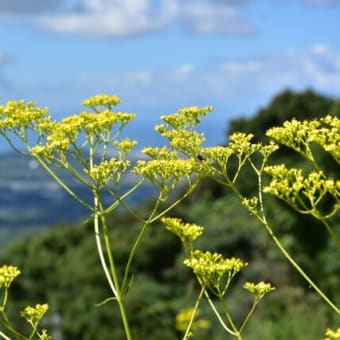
left=0, top=152, right=156, bottom=246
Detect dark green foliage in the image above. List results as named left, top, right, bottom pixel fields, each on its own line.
left=227, top=89, right=334, bottom=142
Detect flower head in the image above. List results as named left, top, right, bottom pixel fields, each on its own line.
left=82, top=94, right=121, bottom=110
left=161, top=217, right=204, bottom=243
left=21, top=303, right=49, bottom=326
left=0, top=265, right=21, bottom=289
left=184, top=250, right=247, bottom=296
left=243, top=281, right=275, bottom=301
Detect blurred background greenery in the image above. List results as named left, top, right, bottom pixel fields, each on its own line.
left=0, top=89, right=339, bottom=339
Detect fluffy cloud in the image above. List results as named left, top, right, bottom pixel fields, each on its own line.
left=0, top=0, right=255, bottom=37
left=59, top=44, right=339, bottom=113
left=180, top=2, right=255, bottom=35
left=35, top=0, right=178, bottom=37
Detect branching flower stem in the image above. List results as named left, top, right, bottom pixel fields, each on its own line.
left=203, top=288, right=239, bottom=338
left=254, top=160, right=340, bottom=315
left=182, top=286, right=205, bottom=340
left=88, top=140, right=132, bottom=340
left=33, top=155, right=93, bottom=210
left=121, top=194, right=162, bottom=295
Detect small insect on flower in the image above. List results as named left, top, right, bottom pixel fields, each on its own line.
left=197, top=154, right=205, bottom=162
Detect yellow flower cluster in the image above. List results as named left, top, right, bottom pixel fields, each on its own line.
left=21, top=303, right=49, bottom=325
left=0, top=100, right=49, bottom=131
left=325, top=327, right=340, bottom=340
left=142, top=146, right=178, bottom=160
left=30, top=111, right=136, bottom=159
left=228, top=132, right=261, bottom=157
left=113, top=138, right=138, bottom=156
left=184, top=250, right=247, bottom=296
left=243, top=281, right=275, bottom=300
left=175, top=307, right=211, bottom=332
left=82, top=94, right=121, bottom=110
left=155, top=127, right=206, bottom=156
left=242, top=196, right=259, bottom=215
left=154, top=106, right=213, bottom=157
left=264, top=165, right=339, bottom=218
left=133, top=158, right=212, bottom=198
left=86, top=158, right=131, bottom=186
left=161, top=217, right=204, bottom=242
left=266, top=116, right=340, bottom=163
left=160, top=106, right=214, bottom=131
left=0, top=264, right=21, bottom=289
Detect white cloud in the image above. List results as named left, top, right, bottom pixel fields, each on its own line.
left=0, top=0, right=256, bottom=37
left=0, top=0, right=178, bottom=37
left=35, top=0, right=178, bottom=37
left=180, top=2, right=255, bottom=35
left=3, top=45, right=340, bottom=118
left=53, top=45, right=337, bottom=115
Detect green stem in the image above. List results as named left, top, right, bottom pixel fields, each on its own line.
left=219, top=297, right=240, bottom=339
left=256, top=164, right=340, bottom=314
left=0, top=331, right=11, bottom=340
left=149, top=180, right=199, bottom=223
left=121, top=196, right=162, bottom=295
left=319, top=218, right=340, bottom=246
left=88, top=141, right=132, bottom=340
left=34, top=155, right=93, bottom=210
left=98, top=197, right=132, bottom=340
left=200, top=286, right=238, bottom=337
left=239, top=298, right=258, bottom=333
left=182, top=287, right=204, bottom=340
left=104, top=179, right=145, bottom=215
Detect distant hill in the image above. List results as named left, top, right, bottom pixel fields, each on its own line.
left=0, top=153, right=155, bottom=231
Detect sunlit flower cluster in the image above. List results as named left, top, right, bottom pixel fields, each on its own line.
left=30, top=111, right=135, bottom=161
left=113, top=138, right=138, bottom=157
left=86, top=158, right=131, bottom=186
left=82, top=94, right=121, bottom=111
left=154, top=106, right=213, bottom=157
left=133, top=158, right=212, bottom=199
left=243, top=281, right=275, bottom=301
left=242, top=196, right=259, bottom=215
left=160, top=106, right=214, bottom=131
left=21, top=304, right=49, bottom=326
left=142, top=146, right=178, bottom=160
left=325, top=327, right=340, bottom=340
left=266, top=116, right=340, bottom=164
left=184, top=250, right=247, bottom=296
left=228, top=132, right=261, bottom=157
left=161, top=217, right=204, bottom=243
left=155, top=127, right=206, bottom=156
left=175, top=307, right=211, bottom=333
left=264, top=165, right=339, bottom=218
left=0, top=264, right=21, bottom=289
left=200, top=146, right=234, bottom=167
left=0, top=101, right=50, bottom=142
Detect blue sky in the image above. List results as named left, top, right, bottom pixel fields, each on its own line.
left=1, top=0, right=340, bottom=148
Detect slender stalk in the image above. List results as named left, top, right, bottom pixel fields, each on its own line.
left=121, top=196, right=161, bottom=294
left=88, top=140, right=132, bottom=340
left=239, top=298, right=258, bottom=333
left=203, top=290, right=239, bottom=337
left=256, top=163, right=340, bottom=314
left=182, top=287, right=205, bottom=340
left=219, top=297, right=240, bottom=338
left=98, top=199, right=132, bottom=339
left=0, top=331, right=10, bottom=340
left=34, top=155, right=93, bottom=210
